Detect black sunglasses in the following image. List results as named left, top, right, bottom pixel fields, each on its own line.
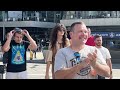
left=74, top=52, right=81, bottom=62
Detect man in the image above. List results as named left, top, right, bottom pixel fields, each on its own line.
left=2, top=28, right=37, bottom=79
left=54, top=21, right=110, bottom=79
left=94, top=34, right=112, bottom=79
left=85, top=28, right=95, bottom=46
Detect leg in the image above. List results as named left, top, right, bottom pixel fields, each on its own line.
left=18, top=71, right=27, bottom=79
left=6, top=72, right=18, bottom=79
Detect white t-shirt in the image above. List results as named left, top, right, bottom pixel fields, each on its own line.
left=97, top=46, right=111, bottom=62
left=54, top=45, right=107, bottom=79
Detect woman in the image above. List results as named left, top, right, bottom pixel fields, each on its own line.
left=45, top=23, right=70, bottom=79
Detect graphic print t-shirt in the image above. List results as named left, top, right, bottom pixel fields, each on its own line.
left=54, top=45, right=106, bottom=79
left=7, top=40, right=29, bottom=72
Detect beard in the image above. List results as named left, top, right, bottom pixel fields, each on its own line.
left=96, top=43, right=102, bottom=46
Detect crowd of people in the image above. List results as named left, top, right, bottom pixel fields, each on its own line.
left=0, top=21, right=112, bottom=79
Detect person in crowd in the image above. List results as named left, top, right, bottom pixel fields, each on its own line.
left=94, top=34, right=112, bottom=79
left=45, top=23, right=70, bottom=79
left=2, top=28, right=37, bottom=79
left=54, top=22, right=110, bottom=79
left=85, top=28, right=95, bottom=46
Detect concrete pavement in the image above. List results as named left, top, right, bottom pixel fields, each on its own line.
left=1, top=61, right=120, bottom=79
left=0, top=51, right=120, bottom=79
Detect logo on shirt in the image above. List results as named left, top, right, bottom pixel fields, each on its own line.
left=11, top=45, right=25, bottom=64
left=70, top=57, right=91, bottom=76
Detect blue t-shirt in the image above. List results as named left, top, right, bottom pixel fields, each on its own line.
left=7, top=40, right=29, bottom=72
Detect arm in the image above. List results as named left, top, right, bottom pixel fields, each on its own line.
left=2, top=31, right=14, bottom=52
left=106, top=59, right=112, bottom=79
left=91, top=61, right=110, bottom=77
left=55, top=63, right=86, bottom=79
left=45, top=61, right=51, bottom=79
left=45, top=45, right=53, bottom=79
left=22, top=30, right=37, bottom=50
left=54, top=50, right=89, bottom=79
left=88, top=49, right=110, bottom=77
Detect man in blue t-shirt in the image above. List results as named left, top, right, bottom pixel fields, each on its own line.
left=2, top=28, right=37, bottom=79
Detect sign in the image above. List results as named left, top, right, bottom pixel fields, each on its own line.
left=8, top=11, right=22, bottom=19
left=92, top=32, right=120, bottom=38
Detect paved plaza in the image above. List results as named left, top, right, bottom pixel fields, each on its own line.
left=0, top=51, right=120, bottom=79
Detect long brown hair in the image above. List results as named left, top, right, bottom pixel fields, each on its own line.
left=50, top=23, right=68, bottom=50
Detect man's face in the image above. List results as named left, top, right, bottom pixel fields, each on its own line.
left=95, top=37, right=102, bottom=46
left=14, top=33, right=23, bottom=43
left=70, top=24, right=88, bottom=44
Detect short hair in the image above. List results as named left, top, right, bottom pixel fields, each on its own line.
left=14, top=28, right=23, bottom=36
left=70, top=21, right=85, bottom=32
left=94, top=34, right=102, bottom=40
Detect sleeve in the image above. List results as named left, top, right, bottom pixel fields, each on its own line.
left=25, top=41, right=30, bottom=50
left=105, top=48, right=111, bottom=60
left=95, top=47, right=107, bottom=65
left=54, top=49, right=67, bottom=73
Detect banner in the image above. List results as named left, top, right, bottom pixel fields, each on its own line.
left=92, top=32, right=120, bottom=38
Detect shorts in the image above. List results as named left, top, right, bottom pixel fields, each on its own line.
left=6, top=71, right=27, bottom=79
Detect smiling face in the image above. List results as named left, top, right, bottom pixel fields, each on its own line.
left=70, top=23, right=88, bottom=45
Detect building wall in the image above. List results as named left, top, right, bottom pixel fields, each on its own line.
left=60, top=18, right=120, bottom=27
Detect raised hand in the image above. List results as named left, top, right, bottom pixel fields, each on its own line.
left=8, top=30, right=15, bottom=39
left=87, top=49, right=97, bottom=66
left=22, top=29, right=29, bottom=37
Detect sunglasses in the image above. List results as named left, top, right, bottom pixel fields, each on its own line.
left=74, top=52, right=91, bottom=76
left=74, top=52, right=81, bottom=62
left=58, top=29, right=65, bottom=32
left=14, top=28, right=22, bottom=32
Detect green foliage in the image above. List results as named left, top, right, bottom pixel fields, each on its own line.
left=43, top=46, right=48, bottom=50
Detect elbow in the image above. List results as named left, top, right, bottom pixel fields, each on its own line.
left=34, top=44, right=38, bottom=50
left=54, top=72, right=60, bottom=79
left=54, top=71, right=64, bottom=79
left=33, top=44, right=38, bottom=51
left=2, top=47, right=8, bottom=52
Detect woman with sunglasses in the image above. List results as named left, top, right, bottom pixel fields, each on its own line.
left=45, top=23, right=70, bottom=79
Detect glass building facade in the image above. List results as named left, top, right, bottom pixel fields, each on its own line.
left=61, top=11, right=120, bottom=63
left=62, top=11, right=120, bottom=19
left=0, top=11, right=64, bottom=47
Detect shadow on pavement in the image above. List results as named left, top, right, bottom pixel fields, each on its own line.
left=27, top=59, right=46, bottom=64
